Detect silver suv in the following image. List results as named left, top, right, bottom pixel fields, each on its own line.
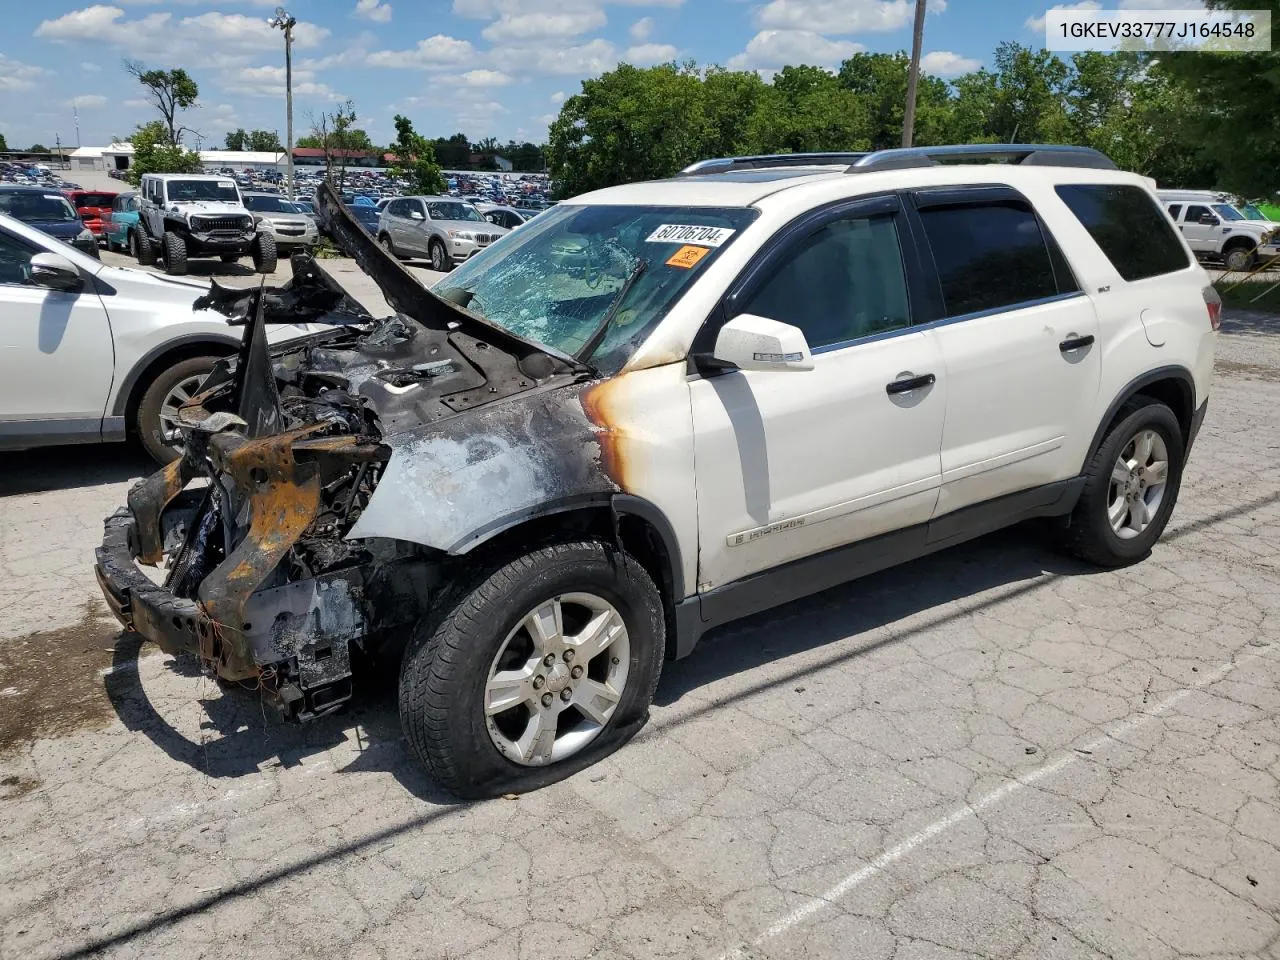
left=376, top=195, right=509, bottom=271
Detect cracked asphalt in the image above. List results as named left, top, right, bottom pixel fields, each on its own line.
left=2, top=308, right=1280, bottom=960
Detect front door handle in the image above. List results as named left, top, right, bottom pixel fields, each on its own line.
left=885, top=373, right=936, bottom=395
left=1059, top=334, right=1095, bottom=352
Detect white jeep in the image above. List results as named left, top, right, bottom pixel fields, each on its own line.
left=1157, top=189, right=1280, bottom=271
left=136, top=173, right=277, bottom=276
left=98, top=146, right=1218, bottom=798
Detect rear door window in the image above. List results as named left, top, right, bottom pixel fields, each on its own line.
left=1056, top=184, right=1192, bottom=281
left=914, top=198, right=1066, bottom=318
left=1167, top=204, right=1182, bottom=220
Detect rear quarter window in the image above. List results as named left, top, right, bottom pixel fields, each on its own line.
left=1055, top=184, right=1191, bottom=282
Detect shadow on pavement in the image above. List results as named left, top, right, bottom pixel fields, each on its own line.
left=654, top=524, right=1090, bottom=708
left=0, top=444, right=153, bottom=496
left=1221, top=307, right=1280, bottom=336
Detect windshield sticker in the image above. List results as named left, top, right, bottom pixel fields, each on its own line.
left=218, top=181, right=235, bottom=188
left=646, top=224, right=736, bottom=247
left=666, top=244, right=712, bottom=269
left=44, top=194, right=64, bottom=201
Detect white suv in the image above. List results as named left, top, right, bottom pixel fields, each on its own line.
left=1157, top=188, right=1280, bottom=271
left=0, top=213, right=308, bottom=462
left=137, top=173, right=277, bottom=277
left=97, top=146, right=1217, bottom=798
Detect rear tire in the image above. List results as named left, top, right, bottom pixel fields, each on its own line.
left=252, top=233, right=277, bottom=274
left=1062, top=399, right=1185, bottom=567
left=135, top=355, right=221, bottom=464
left=378, top=233, right=399, bottom=259
left=162, top=232, right=188, bottom=276
left=399, top=540, right=665, bottom=799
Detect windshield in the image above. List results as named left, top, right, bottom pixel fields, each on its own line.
left=244, top=195, right=297, bottom=214
left=434, top=204, right=757, bottom=371
left=427, top=201, right=484, bottom=223
left=74, top=193, right=116, bottom=209
left=0, top=191, right=78, bottom=222
left=167, top=180, right=240, bottom=203
left=1211, top=203, right=1245, bottom=221
left=1240, top=203, right=1269, bottom=221
left=348, top=205, right=379, bottom=224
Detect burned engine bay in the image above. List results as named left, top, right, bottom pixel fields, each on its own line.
left=98, top=184, right=619, bottom=721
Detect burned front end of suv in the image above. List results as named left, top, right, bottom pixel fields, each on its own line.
left=95, top=187, right=619, bottom=721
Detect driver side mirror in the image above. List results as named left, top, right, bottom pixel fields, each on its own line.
left=409, top=210, right=425, bottom=221
left=1199, top=214, right=1221, bottom=226
left=29, top=251, right=83, bottom=292
left=713, top=313, right=813, bottom=372
left=485, top=213, right=500, bottom=224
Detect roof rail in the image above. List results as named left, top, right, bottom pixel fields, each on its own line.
left=845, top=143, right=1117, bottom=173
left=677, top=153, right=869, bottom=177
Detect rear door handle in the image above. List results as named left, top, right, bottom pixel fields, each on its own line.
left=1059, top=334, right=1095, bottom=352
left=885, top=373, right=936, bottom=395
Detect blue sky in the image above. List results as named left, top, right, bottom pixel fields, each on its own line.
left=0, top=0, right=1174, bottom=151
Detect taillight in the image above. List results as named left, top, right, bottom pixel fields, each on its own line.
left=1203, top=285, right=1222, bottom=331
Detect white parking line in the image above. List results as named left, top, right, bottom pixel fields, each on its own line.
left=715, top=642, right=1273, bottom=960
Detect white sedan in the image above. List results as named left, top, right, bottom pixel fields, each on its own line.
left=0, top=213, right=307, bottom=462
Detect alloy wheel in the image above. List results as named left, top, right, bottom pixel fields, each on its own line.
left=157, top=374, right=208, bottom=444
left=1108, top=428, right=1170, bottom=539
left=484, top=593, right=630, bottom=766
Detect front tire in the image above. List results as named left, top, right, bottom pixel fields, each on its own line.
left=135, top=355, right=220, bottom=464
left=429, top=239, right=448, bottom=272
left=400, top=540, right=665, bottom=799
left=252, top=233, right=277, bottom=274
left=162, top=232, right=187, bottom=276
left=132, top=229, right=157, bottom=266
left=1223, top=243, right=1256, bottom=272
left=1063, top=399, right=1185, bottom=567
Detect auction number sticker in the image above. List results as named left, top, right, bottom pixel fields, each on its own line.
left=646, top=224, right=736, bottom=247
left=666, top=245, right=711, bottom=269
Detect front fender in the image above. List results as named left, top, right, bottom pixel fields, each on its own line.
left=346, top=383, right=619, bottom=552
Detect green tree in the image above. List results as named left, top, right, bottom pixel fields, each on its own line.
left=1159, top=0, right=1278, bottom=197
left=751, top=65, right=871, bottom=154
left=124, top=60, right=199, bottom=145
left=702, top=67, right=772, bottom=157
left=985, top=42, right=1073, bottom=143
left=387, top=114, right=445, bottom=193
left=548, top=63, right=714, bottom=198
left=125, top=120, right=202, bottom=185
left=838, top=52, right=952, bottom=149
left=0, top=134, right=8, bottom=151
left=248, top=129, right=282, bottom=152
left=302, top=101, right=372, bottom=186
left=432, top=133, right=472, bottom=169
left=28, top=142, right=47, bottom=153
left=225, top=128, right=248, bottom=151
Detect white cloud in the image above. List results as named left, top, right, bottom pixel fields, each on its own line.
left=66, top=94, right=109, bottom=108
left=550, top=90, right=566, bottom=103
left=727, top=29, right=864, bottom=69
left=437, top=69, right=514, bottom=87
left=80, top=61, right=102, bottom=72
left=629, top=16, right=654, bottom=40
left=485, top=38, right=617, bottom=76
left=754, top=0, right=945, bottom=35
left=456, top=0, right=681, bottom=15
left=537, top=113, right=558, bottom=127
left=1025, top=0, right=1100, bottom=31
left=353, top=0, right=393, bottom=22
left=623, top=43, right=678, bottom=65
left=1119, top=0, right=1204, bottom=7
left=367, top=35, right=476, bottom=68
left=34, top=5, right=330, bottom=67
left=482, top=11, right=607, bottom=42
left=122, top=97, right=150, bottom=108
left=0, top=54, right=48, bottom=92
left=920, top=50, right=980, bottom=76
left=221, top=64, right=343, bottom=101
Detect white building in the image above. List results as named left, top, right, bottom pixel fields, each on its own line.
left=199, top=150, right=287, bottom=173
left=69, top=146, right=106, bottom=172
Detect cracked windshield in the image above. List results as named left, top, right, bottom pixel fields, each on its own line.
left=434, top=204, right=756, bottom=369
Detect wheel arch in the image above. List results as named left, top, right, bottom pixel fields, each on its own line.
left=1222, top=234, right=1258, bottom=252
left=1083, top=365, right=1196, bottom=471
left=110, top=334, right=240, bottom=424
left=450, top=494, right=687, bottom=660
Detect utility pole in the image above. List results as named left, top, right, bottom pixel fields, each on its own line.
left=902, top=0, right=927, bottom=147
left=269, top=7, right=297, bottom=200
left=73, top=104, right=81, bottom=148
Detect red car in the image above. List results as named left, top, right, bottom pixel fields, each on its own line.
left=64, top=189, right=119, bottom=239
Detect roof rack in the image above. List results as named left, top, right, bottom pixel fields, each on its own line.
left=844, top=144, right=1117, bottom=173
left=676, top=144, right=1117, bottom=178
left=677, top=153, right=869, bottom=176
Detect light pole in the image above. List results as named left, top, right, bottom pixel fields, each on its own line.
left=268, top=6, right=297, bottom=200
left=902, top=0, right=927, bottom=147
